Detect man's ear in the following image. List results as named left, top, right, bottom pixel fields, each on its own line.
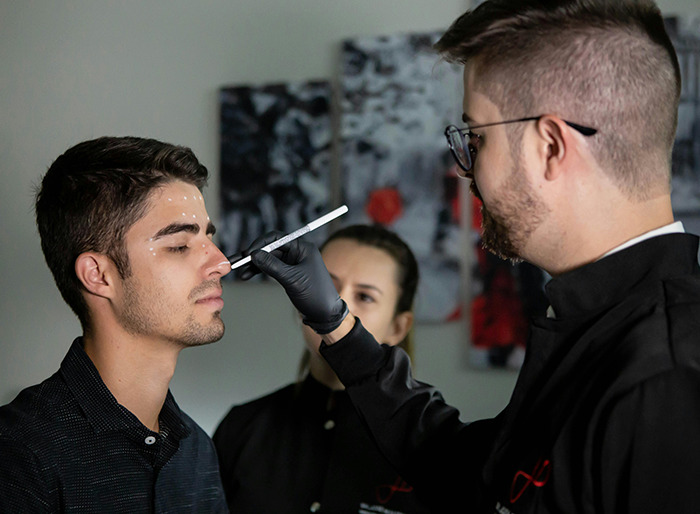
left=536, top=115, right=568, bottom=181
left=74, top=252, right=116, bottom=299
left=385, top=311, right=414, bottom=347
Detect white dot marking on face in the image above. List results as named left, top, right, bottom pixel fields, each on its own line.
left=168, top=198, right=172, bottom=202
left=182, top=212, right=186, bottom=216
left=192, top=214, right=196, bottom=218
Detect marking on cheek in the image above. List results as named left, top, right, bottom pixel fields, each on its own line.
left=192, top=214, right=196, bottom=218
left=182, top=212, right=186, bottom=216
left=183, top=196, right=187, bottom=200
left=168, top=198, right=172, bottom=202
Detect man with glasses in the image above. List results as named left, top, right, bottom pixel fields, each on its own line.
left=241, top=0, right=700, bottom=512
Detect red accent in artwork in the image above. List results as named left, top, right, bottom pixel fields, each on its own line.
left=472, top=196, right=483, bottom=231
left=366, top=188, right=403, bottom=225
left=471, top=265, right=528, bottom=349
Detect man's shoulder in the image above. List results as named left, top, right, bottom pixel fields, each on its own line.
left=593, top=271, right=700, bottom=396
left=0, top=373, right=77, bottom=467
left=0, top=373, right=74, bottom=435
left=663, top=273, right=700, bottom=368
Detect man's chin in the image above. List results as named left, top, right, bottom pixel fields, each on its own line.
left=481, top=207, right=522, bottom=263
left=180, top=319, right=226, bottom=347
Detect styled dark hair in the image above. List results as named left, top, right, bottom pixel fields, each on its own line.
left=35, top=136, right=209, bottom=327
left=435, top=0, right=680, bottom=199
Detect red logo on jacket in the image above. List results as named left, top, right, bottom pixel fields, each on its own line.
left=510, top=458, right=552, bottom=503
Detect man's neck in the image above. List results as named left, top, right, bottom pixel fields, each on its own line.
left=538, top=194, right=675, bottom=276
left=82, top=329, right=179, bottom=432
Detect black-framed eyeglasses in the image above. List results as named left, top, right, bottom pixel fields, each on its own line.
left=444, top=116, right=598, bottom=175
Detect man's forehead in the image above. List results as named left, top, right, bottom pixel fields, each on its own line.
left=131, top=181, right=209, bottom=237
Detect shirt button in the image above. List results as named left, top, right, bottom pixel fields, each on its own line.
left=323, top=420, right=335, bottom=430
left=310, top=501, right=321, bottom=512
left=144, top=436, right=156, bottom=445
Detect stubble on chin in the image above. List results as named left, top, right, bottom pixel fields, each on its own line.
left=120, top=278, right=227, bottom=348
left=476, top=169, right=548, bottom=264
left=179, top=313, right=226, bottom=348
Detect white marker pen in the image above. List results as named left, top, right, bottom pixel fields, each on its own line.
left=228, top=205, right=349, bottom=270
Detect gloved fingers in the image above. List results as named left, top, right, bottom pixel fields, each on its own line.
left=231, top=230, right=286, bottom=280
left=242, top=231, right=285, bottom=257
left=249, top=248, right=293, bottom=283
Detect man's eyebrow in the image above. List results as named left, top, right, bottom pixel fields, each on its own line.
left=151, top=222, right=200, bottom=240
left=151, top=221, right=216, bottom=240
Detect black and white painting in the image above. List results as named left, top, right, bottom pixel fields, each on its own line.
left=218, top=81, right=333, bottom=272
left=338, top=32, right=464, bottom=322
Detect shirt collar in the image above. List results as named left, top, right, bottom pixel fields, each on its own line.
left=60, top=338, right=189, bottom=439
left=601, top=221, right=685, bottom=259
left=546, top=222, right=686, bottom=318
left=545, top=232, right=699, bottom=320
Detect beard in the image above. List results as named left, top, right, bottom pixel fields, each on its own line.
left=474, top=163, right=549, bottom=263
left=120, top=277, right=225, bottom=347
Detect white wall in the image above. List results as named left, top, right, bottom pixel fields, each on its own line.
left=1, top=0, right=696, bottom=435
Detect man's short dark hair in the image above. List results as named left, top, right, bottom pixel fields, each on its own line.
left=35, top=136, right=209, bottom=327
left=436, top=0, right=681, bottom=199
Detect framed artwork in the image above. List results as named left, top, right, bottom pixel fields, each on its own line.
left=338, top=31, right=464, bottom=322
left=218, top=80, right=333, bottom=273
left=666, top=16, right=700, bottom=237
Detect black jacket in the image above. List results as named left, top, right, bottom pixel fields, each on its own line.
left=214, top=374, right=432, bottom=513
left=322, top=234, right=700, bottom=513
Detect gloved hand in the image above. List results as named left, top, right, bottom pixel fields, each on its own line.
left=241, top=232, right=349, bottom=334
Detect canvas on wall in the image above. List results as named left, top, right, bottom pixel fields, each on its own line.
left=338, top=31, right=465, bottom=323
left=667, top=16, right=700, bottom=236
left=218, top=80, right=333, bottom=273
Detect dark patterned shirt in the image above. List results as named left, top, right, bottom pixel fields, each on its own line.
left=0, top=338, right=228, bottom=513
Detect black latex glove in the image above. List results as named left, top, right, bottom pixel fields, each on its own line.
left=241, top=232, right=349, bottom=334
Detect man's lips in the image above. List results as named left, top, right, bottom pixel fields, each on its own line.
left=195, top=290, right=224, bottom=309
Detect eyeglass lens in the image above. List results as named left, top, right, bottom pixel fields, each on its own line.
left=447, top=127, right=471, bottom=171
